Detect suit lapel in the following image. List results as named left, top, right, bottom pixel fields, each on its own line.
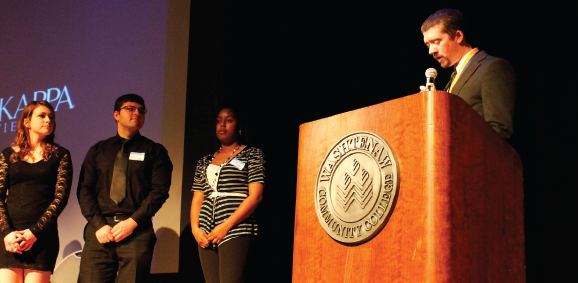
left=452, top=50, right=487, bottom=95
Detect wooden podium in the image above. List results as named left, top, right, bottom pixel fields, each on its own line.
left=292, top=91, right=525, bottom=282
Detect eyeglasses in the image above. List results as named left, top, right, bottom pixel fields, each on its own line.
left=121, top=105, right=147, bottom=115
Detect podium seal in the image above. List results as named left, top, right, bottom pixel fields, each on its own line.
left=315, top=132, right=399, bottom=244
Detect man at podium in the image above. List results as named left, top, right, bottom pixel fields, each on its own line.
left=421, top=8, right=515, bottom=139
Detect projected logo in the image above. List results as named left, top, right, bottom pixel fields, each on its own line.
left=0, top=86, right=74, bottom=134
left=315, top=132, right=399, bottom=245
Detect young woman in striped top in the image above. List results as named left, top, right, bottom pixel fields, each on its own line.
left=191, top=107, right=265, bottom=283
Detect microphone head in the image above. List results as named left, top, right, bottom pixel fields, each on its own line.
left=425, top=68, right=437, bottom=78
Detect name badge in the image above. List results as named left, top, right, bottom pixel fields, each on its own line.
left=229, top=158, right=245, bottom=170
left=129, top=152, right=145, bottom=161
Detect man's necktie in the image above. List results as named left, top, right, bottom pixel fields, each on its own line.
left=444, top=69, right=457, bottom=92
left=110, top=139, right=128, bottom=204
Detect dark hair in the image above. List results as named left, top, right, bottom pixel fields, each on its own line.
left=11, top=101, right=58, bottom=162
left=216, top=106, right=249, bottom=145
left=422, top=8, right=469, bottom=45
left=114, top=93, right=146, bottom=112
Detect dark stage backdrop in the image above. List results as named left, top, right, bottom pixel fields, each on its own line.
left=181, top=1, right=576, bottom=282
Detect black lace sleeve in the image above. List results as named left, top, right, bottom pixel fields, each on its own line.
left=0, top=150, right=14, bottom=238
left=29, top=149, right=73, bottom=237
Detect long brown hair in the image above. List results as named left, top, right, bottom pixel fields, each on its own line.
left=11, top=101, right=58, bottom=162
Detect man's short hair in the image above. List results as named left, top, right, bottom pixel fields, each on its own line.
left=114, top=93, right=146, bottom=112
left=422, top=8, right=469, bottom=45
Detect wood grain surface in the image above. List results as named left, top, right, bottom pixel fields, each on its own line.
left=292, top=91, right=525, bottom=282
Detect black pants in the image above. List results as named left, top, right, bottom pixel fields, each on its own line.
left=79, top=221, right=156, bottom=283
left=198, top=236, right=252, bottom=283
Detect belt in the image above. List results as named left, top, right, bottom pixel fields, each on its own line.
left=104, top=213, right=130, bottom=223
left=209, top=192, right=247, bottom=199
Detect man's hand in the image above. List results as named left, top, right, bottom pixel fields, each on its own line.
left=18, top=229, right=37, bottom=251
left=111, top=218, right=138, bottom=242
left=95, top=225, right=115, bottom=244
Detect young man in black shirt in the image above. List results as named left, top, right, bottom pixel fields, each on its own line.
left=77, top=94, right=173, bottom=283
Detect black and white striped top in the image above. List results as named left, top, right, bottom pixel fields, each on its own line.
left=192, top=146, right=265, bottom=246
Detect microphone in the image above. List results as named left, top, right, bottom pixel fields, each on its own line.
left=425, top=68, right=437, bottom=91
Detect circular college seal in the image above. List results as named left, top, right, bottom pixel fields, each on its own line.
left=315, top=132, right=399, bottom=245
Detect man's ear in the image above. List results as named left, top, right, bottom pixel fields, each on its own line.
left=455, top=30, right=464, bottom=44
left=114, top=111, right=120, bottom=123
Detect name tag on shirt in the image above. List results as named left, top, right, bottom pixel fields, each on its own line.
left=230, top=158, right=245, bottom=170
left=129, top=152, right=145, bottom=161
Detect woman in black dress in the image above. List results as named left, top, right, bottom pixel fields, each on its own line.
left=191, top=107, right=265, bottom=283
left=0, top=101, right=72, bottom=283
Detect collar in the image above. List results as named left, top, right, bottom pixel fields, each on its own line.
left=450, top=48, right=479, bottom=93
left=113, top=132, right=142, bottom=144
left=455, top=47, right=479, bottom=74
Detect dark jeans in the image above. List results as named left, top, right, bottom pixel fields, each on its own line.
left=79, top=221, right=156, bottom=283
left=198, top=236, right=251, bottom=283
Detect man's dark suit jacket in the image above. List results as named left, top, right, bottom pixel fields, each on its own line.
left=450, top=50, right=515, bottom=139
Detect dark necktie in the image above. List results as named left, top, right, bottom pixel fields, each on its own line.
left=110, top=139, right=129, bottom=204
left=444, top=69, right=457, bottom=92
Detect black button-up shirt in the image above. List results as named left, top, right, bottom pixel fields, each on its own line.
left=77, top=132, right=173, bottom=230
